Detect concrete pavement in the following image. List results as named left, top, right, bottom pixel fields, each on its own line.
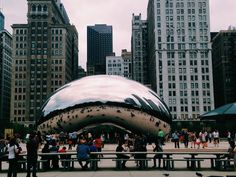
left=0, top=141, right=235, bottom=177
left=0, top=170, right=235, bottom=177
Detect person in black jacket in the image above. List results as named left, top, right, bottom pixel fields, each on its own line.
left=152, top=138, right=163, bottom=168
left=26, top=132, right=39, bottom=177
left=116, top=141, right=130, bottom=168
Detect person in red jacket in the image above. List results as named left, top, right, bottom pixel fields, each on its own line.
left=94, top=135, right=103, bottom=157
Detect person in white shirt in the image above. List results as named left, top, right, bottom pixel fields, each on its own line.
left=7, top=137, right=19, bottom=177
left=213, top=130, right=219, bottom=147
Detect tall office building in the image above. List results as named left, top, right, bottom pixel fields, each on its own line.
left=0, top=30, right=12, bottom=126
left=87, top=24, right=113, bottom=75
left=212, top=30, right=236, bottom=108
left=131, top=14, right=149, bottom=85
left=11, top=0, right=78, bottom=126
left=147, top=0, right=214, bottom=119
left=0, top=11, right=4, bottom=30
left=121, top=49, right=132, bottom=79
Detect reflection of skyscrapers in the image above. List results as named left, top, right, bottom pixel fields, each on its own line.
left=87, top=24, right=113, bottom=75
left=0, top=11, right=4, bottom=30
left=11, top=0, right=78, bottom=126
left=147, top=0, right=214, bottom=120
left=0, top=30, right=12, bottom=125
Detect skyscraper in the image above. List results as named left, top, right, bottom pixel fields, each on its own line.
left=212, top=30, right=236, bottom=108
left=0, top=11, right=4, bottom=30
left=131, top=14, right=149, bottom=85
left=0, top=30, right=12, bottom=126
left=147, top=0, right=214, bottom=119
left=121, top=49, right=132, bottom=79
left=11, top=0, right=78, bottom=126
left=87, top=24, right=113, bottom=75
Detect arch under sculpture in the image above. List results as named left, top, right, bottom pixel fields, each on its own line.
left=37, top=75, right=172, bottom=136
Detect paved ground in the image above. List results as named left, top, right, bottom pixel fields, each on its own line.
left=0, top=170, right=235, bottom=177
left=1, top=141, right=235, bottom=177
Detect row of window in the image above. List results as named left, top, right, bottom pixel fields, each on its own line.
left=31, top=4, right=47, bottom=12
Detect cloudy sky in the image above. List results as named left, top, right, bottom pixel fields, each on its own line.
left=2, top=0, right=236, bottom=69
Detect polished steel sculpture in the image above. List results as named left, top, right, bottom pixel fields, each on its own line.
left=38, top=75, right=172, bottom=136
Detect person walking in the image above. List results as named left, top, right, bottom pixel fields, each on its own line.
left=7, top=137, right=19, bottom=177
left=26, top=132, right=39, bottom=177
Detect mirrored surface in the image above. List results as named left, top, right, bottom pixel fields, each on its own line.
left=40, top=75, right=171, bottom=122
left=38, top=75, right=172, bottom=135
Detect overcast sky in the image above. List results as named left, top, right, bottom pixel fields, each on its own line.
left=2, top=0, right=236, bottom=70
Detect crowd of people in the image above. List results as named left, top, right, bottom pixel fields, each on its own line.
left=0, top=129, right=235, bottom=175
left=170, top=130, right=235, bottom=149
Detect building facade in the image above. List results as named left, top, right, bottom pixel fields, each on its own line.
left=11, top=0, right=78, bottom=125
left=106, top=56, right=124, bottom=76
left=212, top=30, right=236, bottom=108
left=87, top=24, right=113, bottom=75
left=0, top=30, right=12, bottom=125
left=147, top=0, right=214, bottom=119
left=0, top=11, right=4, bottom=31
left=121, top=49, right=132, bottom=79
left=131, top=14, right=149, bottom=85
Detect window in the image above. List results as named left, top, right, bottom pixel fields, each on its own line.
left=38, top=5, right=42, bottom=11
left=43, top=5, right=47, bottom=11
left=32, top=5, right=36, bottom=11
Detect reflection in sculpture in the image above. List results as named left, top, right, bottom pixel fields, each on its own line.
left=37, top=75, right=172, bottom=136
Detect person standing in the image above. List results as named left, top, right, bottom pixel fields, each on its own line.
left=94, top=135, right=103, bottom=157
left=232, top=142, right=236, bottom=171
left=7, top=138, right=19, bottom=177
left=49, top=140, right=59, bottom=169
left=41, top=143, right=50, bottom=170
left=213, top=130, right=219, bottom=147
left=183, top=130, right=189, bottom=148
left=26, top=132, right=39, bottom=177
left=158, top=129, right=165, bottom=145
left=227, top=131, right=232, bottom=143
left=152, top=139, right=163, bottom=168
left=172, top=131, right=180, bottom=148
left=189, top=132, right=196, bottom=148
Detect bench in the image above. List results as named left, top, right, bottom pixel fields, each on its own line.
left=164, top=158, right=204, bottom=170
left=184, top=158, right=204, bottom=169
left=112, top=158, right=152, bottom=170
left=185, top=157, right=217, bottom=169
left=60, top=158, right=100, bottom=170
left=17, top=159, right=48, bottom=171
left=215, top=159, right=234, bottom=170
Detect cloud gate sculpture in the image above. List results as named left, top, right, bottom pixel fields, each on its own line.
left=37, top=75, right=172, bottom=136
